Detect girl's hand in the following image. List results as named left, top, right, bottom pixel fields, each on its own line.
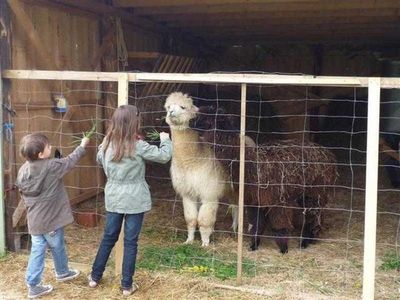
left=80, top=137, right=90, bottom=148
left=159, top=132, right=170, bottom=141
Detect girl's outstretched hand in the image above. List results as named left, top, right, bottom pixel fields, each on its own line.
left=80, top=137, right=90, bottom=148
left=159, top=132, right=170, bottom=142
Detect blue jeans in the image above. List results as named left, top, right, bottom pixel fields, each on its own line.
left=26, top=228, right=69, bottom=286
left=91, top=212, right=144, bottom=289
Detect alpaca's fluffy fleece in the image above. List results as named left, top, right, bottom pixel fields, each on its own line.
left=165, top=93, right=233, bottom=246
left=197, top=105, right=339, bottom=253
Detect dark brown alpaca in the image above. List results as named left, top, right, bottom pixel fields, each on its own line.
left=195, top=106, right=338, bottom=253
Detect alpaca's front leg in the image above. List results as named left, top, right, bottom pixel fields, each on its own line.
left=183, top=197, right=198, bottom=244
left=197, top=201, right=219, bottom=246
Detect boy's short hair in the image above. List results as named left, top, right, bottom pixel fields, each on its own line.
left=20, top=133, right=49, bottom=161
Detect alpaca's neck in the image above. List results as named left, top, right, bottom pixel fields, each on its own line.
left=171, top=128, right=209, bottom=162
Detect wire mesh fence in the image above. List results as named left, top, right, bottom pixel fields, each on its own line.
left=3, top=71, right=400, bottom=298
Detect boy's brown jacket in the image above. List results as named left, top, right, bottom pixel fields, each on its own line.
left=16, top=146, right=85, bottom=235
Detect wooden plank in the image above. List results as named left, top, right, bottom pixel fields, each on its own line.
left=3, top=70, right=400, bottom=89
left=51, top=0, right=159, bottom=33
left=128, top=51, right=160, bottom=59
left=168, top=16, right=400, bottom=28
left=236, top=83, right=246, bottom=285
left=157, top=8, right=400, bottom=22
left=155, top=55, right=181, bottom=95
left=132, top=0, right=400, bottom=16
left=2, top=69, right=122, bottom=81
left=379, top=138, right=399, bottom=161
left=208, top=31, right=400, bottom=44
left=20, top=0, right=100, bottom=19
left=115, top=73, right=129, bottom=276
left=69, top=189, right=101, bottom=206
left=141, top=54, right=170, bottom=96
left=117, top=73, right=129, bottom=106
left=362, top=78, right=381, bottom=299
left=90, top=23, right=115, bottom=70
left=12, top=197, right=26, bottom=228
left=193, top=23, right=400, bottom=36
left=165, top=57, right=191, bottom=94
left=1, top=0, right=17, bottom=252
left=114, top=0, right=315, bottom=7
left=7, top=0, right=60, bottom=70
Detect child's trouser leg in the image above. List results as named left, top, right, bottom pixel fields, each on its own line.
left=45, top=228, right=69, bottom=277
left=91, top=212, right=124, bottom=282
left=121, top=213, right=144, bottom=289
left=26, top=234, right=47, bottom=286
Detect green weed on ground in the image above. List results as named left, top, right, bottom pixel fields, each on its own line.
left=380, top=252, right=400, bottom=271
left=137, top=244, right=257, bottom=280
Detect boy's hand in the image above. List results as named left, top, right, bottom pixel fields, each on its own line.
left=159, top=132, right=170, bottom=141
left=80, top=137, right=90, bottom=148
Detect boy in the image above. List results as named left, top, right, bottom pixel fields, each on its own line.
left=16, top=133, right=89, bottom=298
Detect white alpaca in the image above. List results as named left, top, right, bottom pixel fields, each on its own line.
left=165, top=92, right=234, bottom=246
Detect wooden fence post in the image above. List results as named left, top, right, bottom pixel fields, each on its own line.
left=115, top=73, right=129, bottom=275
left=362, top=78, right=381, bottom=299
left=236, top=83, right=247, bottom=285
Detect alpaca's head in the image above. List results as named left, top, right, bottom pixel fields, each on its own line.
left=164, top=92, right=199, bottom=129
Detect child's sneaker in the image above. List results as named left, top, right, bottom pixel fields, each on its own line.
left=87, top=274, right=98, bottom=288
left=56, top=268, right=80, bottom=282
left=122, top=283, right=138, bottom=296
left=28, top=283, right=53, bottom=299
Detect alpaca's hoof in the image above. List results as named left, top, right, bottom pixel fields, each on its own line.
left=249, top=237, right=260, bottom=251
left=279, top=246, right=288, bottom=254
left=201, top=241, right=210, bottom=247
left=300, top=238, right=311, bottom=249
left=184, top=239, right=194, bottom=245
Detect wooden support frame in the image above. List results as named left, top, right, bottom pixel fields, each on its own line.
left=362, top=78, right=381, bottom=300
left=0, top=63, right=5, bottom=255
left=3, top=69, right=400, bottom=88
left=115, top=73, right=129, bottom=275
left=236, top=83, right=246, bottom=285
left=2, top=69, right=400, bottom=294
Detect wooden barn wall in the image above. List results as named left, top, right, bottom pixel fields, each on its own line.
left=9, top=1, right=102, bottom=202
left=123, top=23, right=161, bottom=53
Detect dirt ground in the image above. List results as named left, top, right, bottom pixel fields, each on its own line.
left=1, top=164, right=400, bottom=299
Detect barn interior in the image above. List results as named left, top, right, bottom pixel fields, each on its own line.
left=2, top=1, right=400, bottom=298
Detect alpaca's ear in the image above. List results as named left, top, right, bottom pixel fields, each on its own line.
left=193, top=106, right=199, bottom=112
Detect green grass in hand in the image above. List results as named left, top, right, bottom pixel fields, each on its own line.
left=70, top=119, right=97, bottom=145
left=146, top=128, right=160, bottom=141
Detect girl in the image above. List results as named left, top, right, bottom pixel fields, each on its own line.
left=88, top=105, right=172, bottom=296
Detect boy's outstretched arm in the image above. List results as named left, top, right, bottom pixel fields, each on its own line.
left=53, top=137, right=89, bottom=177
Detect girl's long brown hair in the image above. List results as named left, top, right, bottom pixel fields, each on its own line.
left=102, top=105, right=140, bottom=162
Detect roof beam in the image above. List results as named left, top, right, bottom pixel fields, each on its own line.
left=132, top=0, right=400, bottom=16
left=114, top=0, right=317, bottom=8
left=166, top=16, right=400, bottom=28
left=158, top=8, right=400, bottom=23
left=190, top=23, right=400, bottom=35
left=205, top=30, right=400, bottom=43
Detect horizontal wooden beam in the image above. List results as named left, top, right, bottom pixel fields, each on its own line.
left=203, top=28, right=400, bottom=40
left=114, top=0, right=315, bottom=8
left=167, top=16, right=400, bottom=28
left=206, top=32, right=400, bottom=44
left=3, top=69, right=400, bottom=88
left=155, top=8, right=400, bottom=22
left=190, top=23, right=400, bottom=35
left=128, top=51, right=161, bottom=59
left=132, top=0, right=400, bottom=16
